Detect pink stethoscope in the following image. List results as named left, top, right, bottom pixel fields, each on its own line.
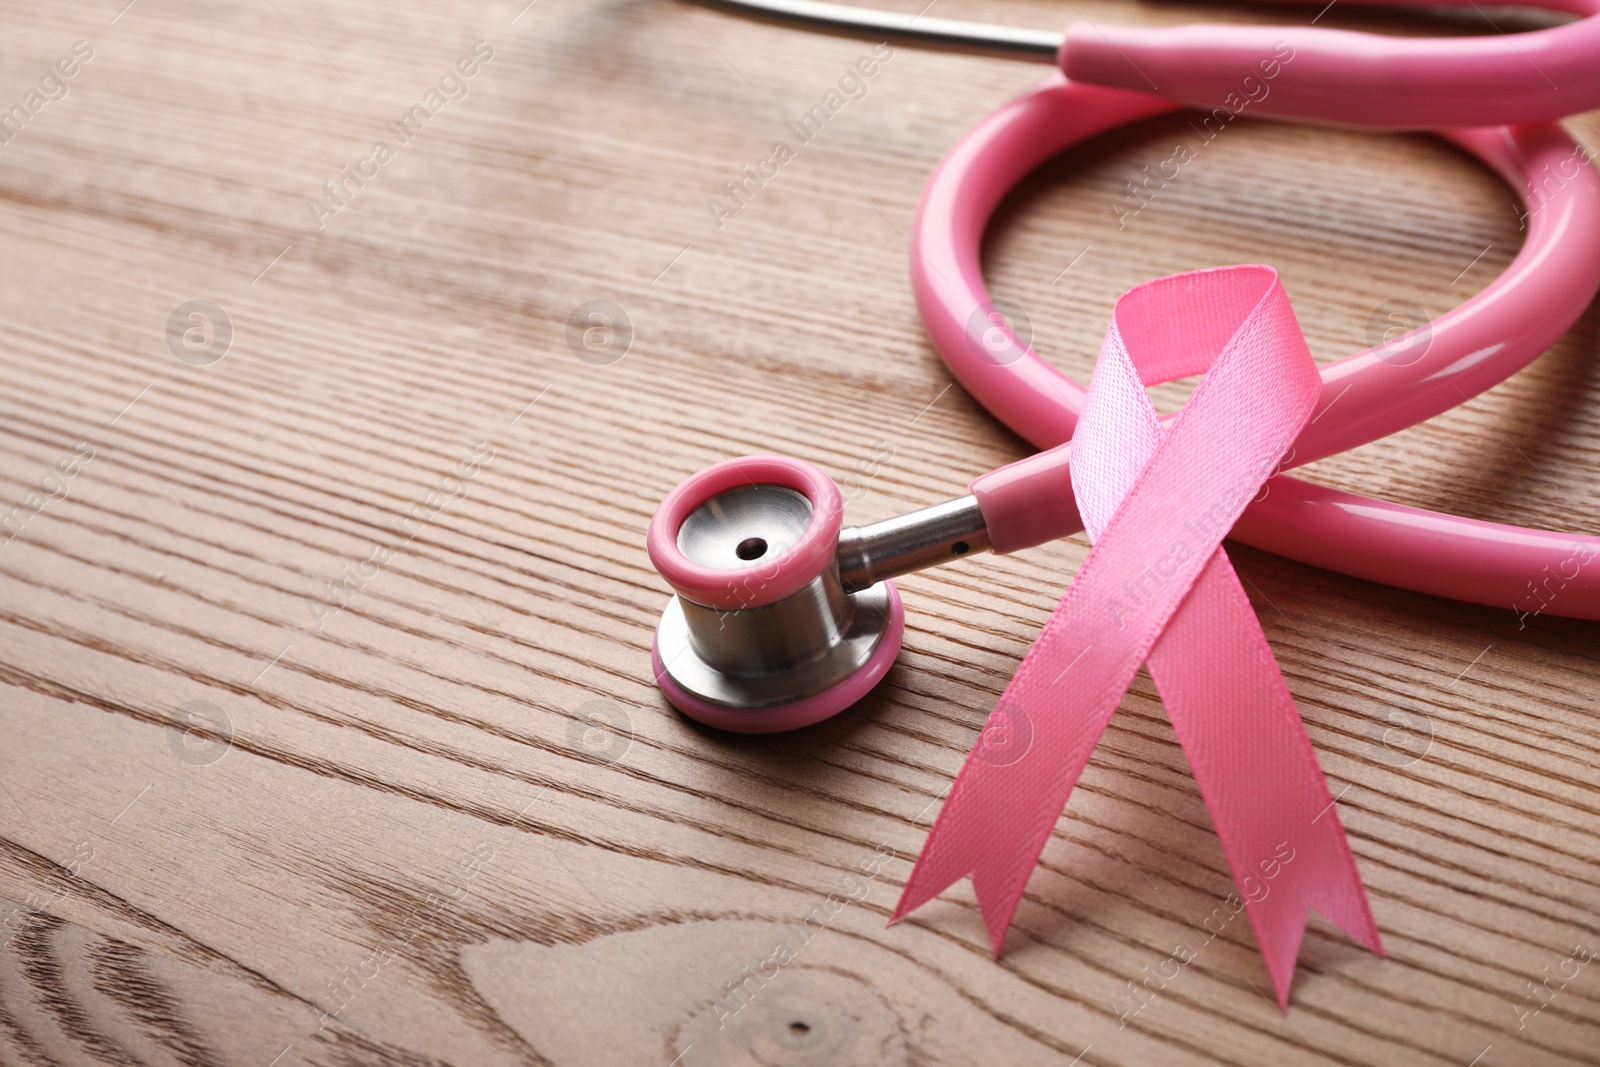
left=647, top=0, right=1600, bottom=732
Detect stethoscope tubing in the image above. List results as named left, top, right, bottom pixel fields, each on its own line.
left=1064, top=0, right=1600, bottom=129
left=699, top=0, right=1600, bottom=129
left=683, top=0, right=1600, bottom=618
left=914, top=77, right=1600, bottom=619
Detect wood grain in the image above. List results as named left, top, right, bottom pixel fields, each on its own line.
left=0, top=0, right=1596, bottom=1064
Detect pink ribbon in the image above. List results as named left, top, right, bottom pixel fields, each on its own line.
left=892, top=266, right=1382, bottom=1009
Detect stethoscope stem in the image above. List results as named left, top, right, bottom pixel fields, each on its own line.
left=836, top=494, right=991, bottom=592
left=694, top=0, right=1061, bottom=62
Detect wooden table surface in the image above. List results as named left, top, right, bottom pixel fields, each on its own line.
left=1, top=1, right=1597, bottom=1064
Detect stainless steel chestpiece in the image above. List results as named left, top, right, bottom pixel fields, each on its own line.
left=649, top=459, right=991, bottom=717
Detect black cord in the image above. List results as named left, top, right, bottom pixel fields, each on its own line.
left=693, top=0, right=1062, bottom=61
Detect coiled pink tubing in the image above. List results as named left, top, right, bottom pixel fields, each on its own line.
left=648, top=4, right=1600, bottom=733
left=1062, top=0, right=1600, bottom=130
left=918, top=75, right=1600, bottom=620
left=650, top=78, right=1600, bottom=726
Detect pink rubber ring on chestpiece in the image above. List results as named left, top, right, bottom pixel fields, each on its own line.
left=651, top=582, right=906, bottom=733
left=647, top=454, right=844, bottom=610
left=916, top=76, right=1600, bottom=619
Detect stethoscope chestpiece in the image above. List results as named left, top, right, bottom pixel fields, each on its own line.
left=646, top=455, right=906, bottom=733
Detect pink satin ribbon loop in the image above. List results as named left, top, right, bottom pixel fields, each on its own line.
left=892, top=265, right=1381, bottom=1009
